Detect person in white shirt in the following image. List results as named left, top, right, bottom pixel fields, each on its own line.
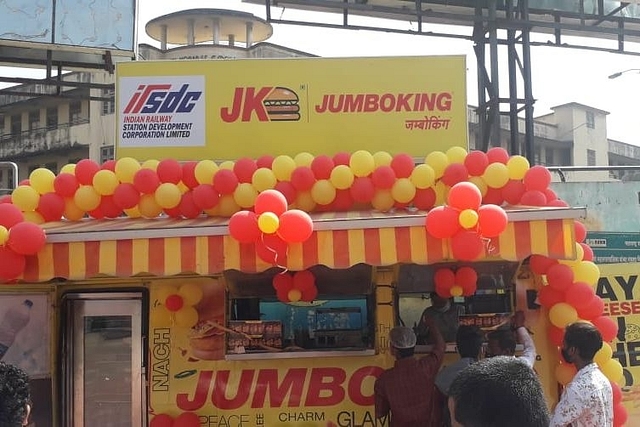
left=550, top=322, right=613, bottom=427
left=485, top=311, right=537, bottom=368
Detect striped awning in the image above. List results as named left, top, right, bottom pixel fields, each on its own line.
left=21, top=207, right=583, bottom=283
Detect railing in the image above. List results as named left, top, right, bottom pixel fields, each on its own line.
left=0, top=119, right=91, bottom=159
left=546, top=165, right=640, bottom=182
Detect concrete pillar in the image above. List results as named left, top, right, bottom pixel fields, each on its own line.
left=160, top=24, right=167, bottom=51
left=212, top=18, right=220, bottom=45
left=229, top=34, right=235, bottom=47
left=245, top=21, right=253, bottom=48
left=187, top=18, right=195, bottom=45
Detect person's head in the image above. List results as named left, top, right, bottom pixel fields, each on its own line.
left=456, top=325, right=483, bottom=359
left=448, top=356, right=550, bottom=427
left=562, top=322, right=603, bottom=365
left=430, top=292, right=451, bottom=310
left=486, top=329, right=516, bottom=357
left=389, top=326, right=416, bottom=359
left=0, top=362, right=31, bottom=426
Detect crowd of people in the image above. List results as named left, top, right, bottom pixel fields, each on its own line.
left=375, top=309, right=614, bottom=427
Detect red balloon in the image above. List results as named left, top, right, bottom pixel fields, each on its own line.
left=350, top=177, right=375, bottom=203
left=548, top=325, right=565, bottom=347
left=426, top=206, right=461, bottom=239
left=435, top=281, right=452, bottom=299
left=592, top=316, right=618, bottom=342
left=613, top=403, right=628, bottom=427
left=434, top=268, right=456, bottom=288
left=133, top=169, right=161, bottom=194
left=451, top=231, right=485, bottom=261
left=257, top=233, right=288, bottom=265
left=149, top=414, right=173, bottom=427
left=228, top=211, right=261, bottom=243
left=293, top=270, right=316, bottom=291
left=565, top=282, right=596, bottom=310
left=0, top=195, right=11, bottom=204
left=580, top=243, right=594, bottom=262
left=192, top=185, right=220, bottom=210
left=455, top=266, right=478, bottom=288
left=413, top=188, right=436, bottom=210
left=311, top=155, right=335, bottom=179
left=544, top=188, right=558, bottom=203
left=274, top=181, right=297, bottom=205
left=179, top=192, right=202, bottom=219
left=577, top=296, right=605, bottom=320
left=448, top=182, right=482, bottom=211
left=574, top=221, right=587, bottom=243
left=333, top=152, right=351, bottom=166
left=278, top=210, right=313, bottom=243
left=75, top=159, right=100, bottom=185
left=301, top=285, right=318, bottom=302
left=165, top=294, right=184, bottom=312
left=291, top=167, right=316, bottom=191
left=523, top=165, right=551, bottom=192
left=502, top=180, right=526, bottom=205
left=53, top=173, right=79, bottom=198
left=0, top=204, right=24, bottom=228
left=276, top=288, right=291, bottom=303
left=548, top=199, right=569, bottom=208
left=174, top=412, right=200, bottom=427
left=88, top=207, right=105, bottom=220
left=611, top=381, right=622, bottom=405
left=538, top=285, right=565, bottom=308
left=441, top=163, right=469, bottom=187
left=18, top=179, right=30, bottom=186
left=482, top=187, right=504, bottom=205
left=273, top=273, right=294, bottom=292
left=390, top=154, right=415, bottom=178
left=546, top=264, right=574, bottom=292
left=486, top=147, right=510, bottom=164
left=332, top=189, right=353, bottom=211
left=36, top=193, right=64, bottom=222
left=164, top=206, right=181, bottom=219
left=520, top=190, right=547, bottom=206
left=478, top=204, right=508, bottom=237
left=213, top=170, right=239, bottom=195
left=464, top=150, right=489, bottom=176
left=97, top=196, right=122, bottom=219
left=101, top=160, right=116, bottom=171
left=113, top=183, right=141, bottom=210
left=7, top=222, right=46, bottom=255
left=371, top=166, right=396, bottom=189
left=0, top=246, right=26, bottom=281
left=254, top=189, right=288, bottom=216
left=234, top=157, right=258, bottom=183
left=181, top=161, right=199, bottom=189
left=157, top=159, right=183, bottom=184
left=256, top=155, right=274, bottom=169
left=529, top=255, right=558, bottom=275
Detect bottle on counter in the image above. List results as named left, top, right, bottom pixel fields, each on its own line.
left=0, top=299, right=33, bottom=359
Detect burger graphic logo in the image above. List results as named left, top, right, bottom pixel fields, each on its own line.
left=263, top=87, right=301, bottom=121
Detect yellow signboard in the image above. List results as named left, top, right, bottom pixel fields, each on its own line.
left=115, top=56, right=467, bottom=161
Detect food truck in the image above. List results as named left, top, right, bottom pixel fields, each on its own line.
left=0, top=56, right=630, bottom=426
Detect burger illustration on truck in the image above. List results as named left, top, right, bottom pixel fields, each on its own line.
left=263, top=87, right=301, bottom=121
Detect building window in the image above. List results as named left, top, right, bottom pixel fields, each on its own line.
left=534, top=146, right=542, bottom=165
left=560, top=149, right=571, bottom=165
left=587, top=149, right=596, bottom=166
left=29, top=111, right=40, bottom=130
left=100, top=146, right=114, bottom=163
left=46, top=107, right=58, bottom=129
left=545, top=149, right=555, bottom=166
left=69, top=101, right=82, bottom=124
left=10, top=114, right=21, bottom=136
left=0, top=115, right=4, bottom=138
left=102, top=89, right=115, bottom=115
left=586, top=111, right=595, bottom=129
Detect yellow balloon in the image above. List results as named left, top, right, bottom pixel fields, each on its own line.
left=410, top=164, right=436, bottom=189
left=372, top=190, right=395, bottom=212
left=23, top=211, right=45, bottom=224
left=450, top=285, right=463, bottom=297
left=601, top=358, right=624, bottom=383
left=150, top=305, right=173, bottom=328
left=468, top=176, right=488, bottom=197
left=294, top=152, right=315, bottom=167
left=219, top=161, right=235, bottom=171
left=63, top=197, right=85, bottom=221
left=11, top=185, right=40, bottom=211
left=157, top=286, right=179, bottom=303
left=350, top=150, right=375, bottom=177
left=115, top=157, right=141, bottom=184
left=124, top=206, right=142, bottom=218
left=555, top=363, right=577, bottom=386
left=434, top=181, right=450, bottom=206
left=155, top=183, right=181, bottom=209
left=252, top=168, right=277, bottom=192
left=74, top=185, right=101, bottom=212
left=294, top=191, right=316, bottom=212
left=272, top=155, right=297, bottom=181
left=506, top=155, right=530, bottom=180
left=446, top=146, right=468, bottom=164
left=60, top=163, right=76, bottom=174
left=92, top=170, right=119, bottom=196
left=425, top=151, right=449, bottom=179
left=138, top=194, right=163, bottom=218
left=141, top=159, right=159, bottom=170
left=29, top=168, right=56, bottom=194
left=175, top=306, right=199, bottom=328
left=288, top=288, right=302, bottom=302
left=177, top=181, right=189, bottom=194
left=0, top=226, right=8, bottom=245
left=233, top=183, right=258, bottom=209
left=482, top=163, right=510, bottom=189
left=258, top=212, right=280, bottom=234
left=594, top=343, right=613, bottom=367
left=549, top=302, right=578, bottom=328
left=195, top=160, right=219, bottom=184
left=179, top=283, right=204, bottom=306
left=373, top=151, right=393, bottom=167
left=391, top=178, right=416, bottom=203
left=311, top=179, right=337, bottom=205
left=560, top=242, right=585, bottom=267
left=217, top=195, right=241, bottom=217
left=573, top=261, right=600, bottom=286
left=459, top=209, right=479, bottom=229
left=330, top=165, right=355, bottom=190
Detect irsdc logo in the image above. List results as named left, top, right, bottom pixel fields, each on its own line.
left=123, top=83, right=202, bottom=114
left=221, top=87, right=301, bottom=123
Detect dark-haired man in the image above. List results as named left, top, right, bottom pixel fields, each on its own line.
left=448, top=356, right=550, bottom=427
left=486, top=311, right=536, bottom=368
left=0, top=362, right=31, bottom=426
left=550, top=322, right=613, bottom=427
